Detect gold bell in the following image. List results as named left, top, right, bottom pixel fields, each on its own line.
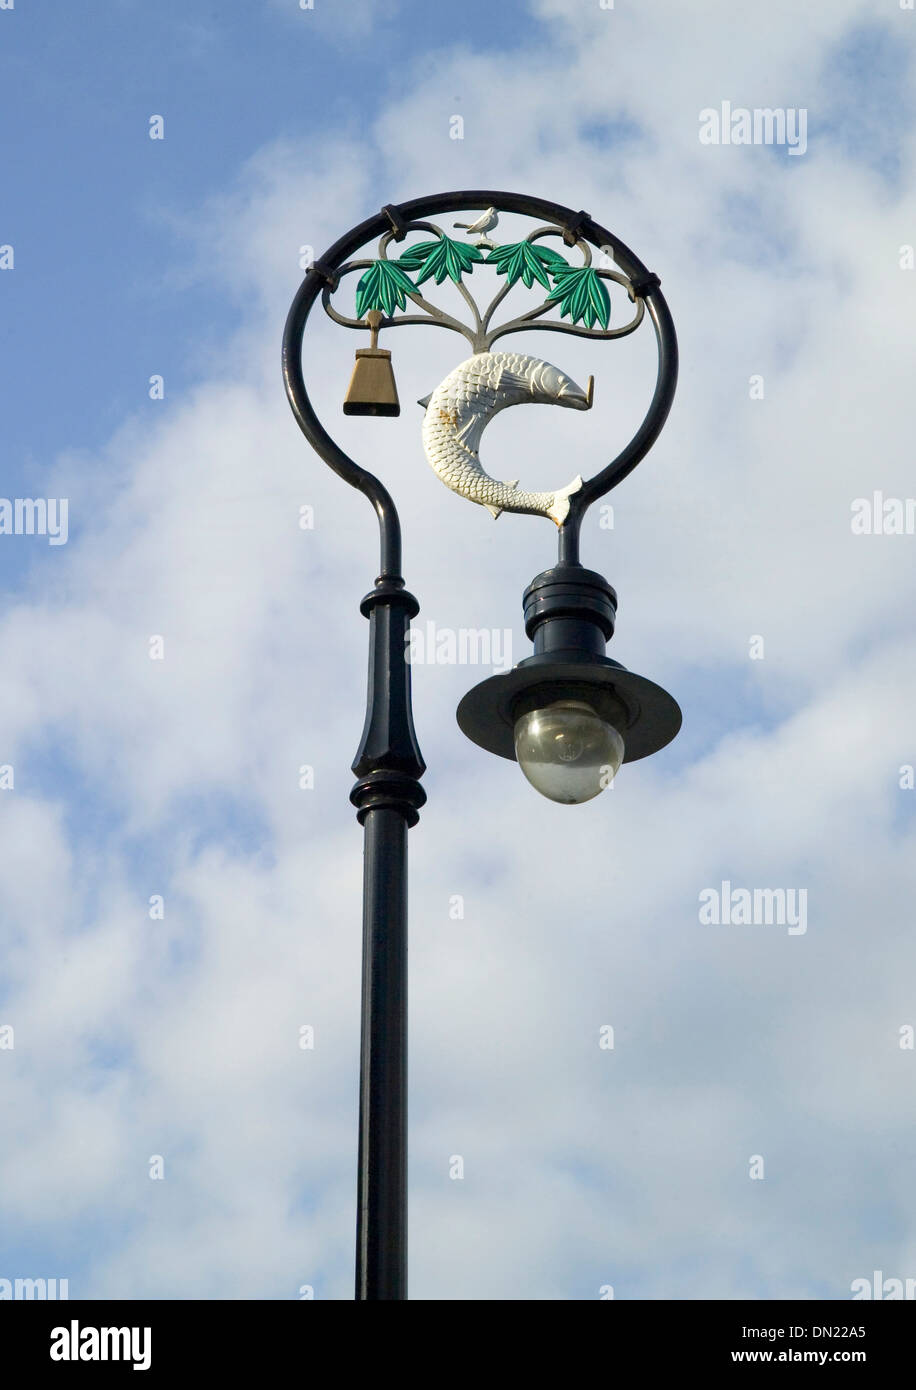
left=343, top=310, right=400, bottom=416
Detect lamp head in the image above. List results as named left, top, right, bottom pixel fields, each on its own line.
left=457, top=659, right=681, bottom=805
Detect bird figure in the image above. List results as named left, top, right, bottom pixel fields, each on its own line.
left=453, top=207, right=499, bottom=249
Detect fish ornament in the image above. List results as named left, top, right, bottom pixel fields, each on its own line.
left=419, top=351, right=593, bottom=525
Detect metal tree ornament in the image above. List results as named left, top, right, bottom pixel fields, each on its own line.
left=327, top=203, right=643, bottom=520
left=282, top=191, right=681, bottom=1299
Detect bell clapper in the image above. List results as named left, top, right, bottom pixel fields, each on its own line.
left=366, top=309, right=382, bottom=349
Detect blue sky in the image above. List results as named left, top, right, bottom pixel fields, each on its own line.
left=2, top=1, right=560, bottom=485
left=1, top=0, right=915, bottom=1301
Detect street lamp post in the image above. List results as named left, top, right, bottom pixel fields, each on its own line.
left=282, top=191, right=680, bottom=1300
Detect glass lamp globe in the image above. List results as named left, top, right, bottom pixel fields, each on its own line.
left=513, top=698, right=625, bottom=804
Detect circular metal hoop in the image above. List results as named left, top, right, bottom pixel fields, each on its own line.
left=282, top=191, right=679, bottom=575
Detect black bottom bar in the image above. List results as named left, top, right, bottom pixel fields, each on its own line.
left=6, top=1298, right=913, bottom=1369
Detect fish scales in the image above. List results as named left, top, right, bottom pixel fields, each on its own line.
left=421, top=351, right=588, bottom=525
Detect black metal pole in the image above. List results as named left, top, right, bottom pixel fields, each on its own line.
left=355, top=806, right=408, bottom=1299
left=349, top=580, right=425, bottom=1299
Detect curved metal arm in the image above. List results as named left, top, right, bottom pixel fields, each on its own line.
left=558, top=289, right=678, bottom=563
left=283, top=270, right=405, bottom=580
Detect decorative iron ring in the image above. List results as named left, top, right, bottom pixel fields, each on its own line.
left=282, top=190, right=678, bottom=574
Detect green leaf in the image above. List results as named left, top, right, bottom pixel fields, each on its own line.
left=395, top=240, right=439, bottom=270
left=484, top=240, right=569, bottom=290
left=547, top=265, right=611, bottom=329
left=354, top=260, right=417, bottom=318
left=396, top=235, right=483, bottom=286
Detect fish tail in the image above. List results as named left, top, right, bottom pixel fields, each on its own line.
left=547, top=475, right=584, bottom=527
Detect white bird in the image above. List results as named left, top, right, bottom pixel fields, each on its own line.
left=453, top=207, right=499, bottom=247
